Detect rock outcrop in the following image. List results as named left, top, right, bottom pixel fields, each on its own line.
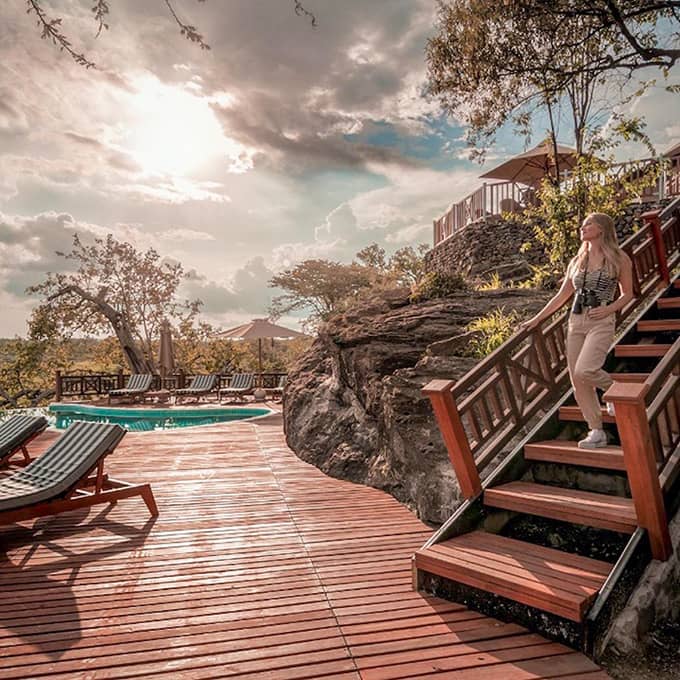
left=284, top=287, right=550, bottom=525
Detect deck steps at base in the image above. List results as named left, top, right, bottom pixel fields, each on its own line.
left=559, top=406, right=615, bottom=424
left=657, top=297, right=680, bottom=309
left=524, top=440, right=625, bottom=471
left=415, top=531, right=612, bottom=622
left=484, top=481, right=637, bottom=533
left=637, top=319, right=680, bottom=332
left=614, top=343, right=672, bottom=357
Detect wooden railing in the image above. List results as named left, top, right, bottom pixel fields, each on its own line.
left=605, top=334, right=680, bottom=560
left=424, top=199, right=680, bottom=503
left=54, top=371, right=287, bottom=401
left=433, top=159, right=680, bottom=246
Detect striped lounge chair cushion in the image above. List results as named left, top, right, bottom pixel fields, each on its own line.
left=176, top=374, right=217, bottom=395
left=0, top=415, right=48, bottom=461
left=225, top=373, right=254, bottom=391
left=110, top=374, right=153, bottom=395
left=0, top=421, right=126, bottom=512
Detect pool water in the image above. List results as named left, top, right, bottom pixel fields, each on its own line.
left=47, top=404, right=272, bottom=431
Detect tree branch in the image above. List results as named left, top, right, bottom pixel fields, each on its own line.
left=25, top=0, right=96, bottom=68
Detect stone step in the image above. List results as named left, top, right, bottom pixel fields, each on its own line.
left=484, top=481, right=637, bottom=534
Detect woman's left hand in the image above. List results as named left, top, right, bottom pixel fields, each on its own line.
left=587, top=306, right=613, bottom=320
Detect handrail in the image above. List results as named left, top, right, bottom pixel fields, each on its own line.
left=424, top=202, right=680, bottom=502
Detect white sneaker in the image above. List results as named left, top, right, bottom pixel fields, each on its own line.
left=578, top=429, right=608, bottom=449
left=605, top=402, right=615, bottom=417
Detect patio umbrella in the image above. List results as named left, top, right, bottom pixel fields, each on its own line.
left=479, top=141, right=579, bottom=186
left=218, top=318, right=306, bottom=374
left=158, top=319, right=175, bottom=379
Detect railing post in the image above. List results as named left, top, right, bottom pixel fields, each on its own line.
left=604, top=381, right=672, bottom=560
left=643, top=209, right=670, bottom=285
left=422, top=379, right=482, bottom=499
left=55, top=370, right=62, bottom=402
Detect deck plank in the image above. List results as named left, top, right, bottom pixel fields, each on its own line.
left=0, top=418, right=609, bottom=678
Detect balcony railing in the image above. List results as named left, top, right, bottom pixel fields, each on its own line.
left=433, top=159, right=680, bottom=246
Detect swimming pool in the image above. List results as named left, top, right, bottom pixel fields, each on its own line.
left=47, top=404, right=272, bottom=431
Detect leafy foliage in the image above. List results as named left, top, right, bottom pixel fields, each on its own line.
left=427, top=1, right=678, bottom=159
left=521, top=123, right=663, bottom=278
left=27, top=233, right=202, bottom=371
left=409, top=271, right=468, bottom=303
left=269, top=243, right=430, bottom=328
left=465, top=307, right=522, bottom=358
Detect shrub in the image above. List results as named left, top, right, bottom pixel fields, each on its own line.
left=410, top=271, right=468, bottom=303
left=465, top=307, right=521, bottom=358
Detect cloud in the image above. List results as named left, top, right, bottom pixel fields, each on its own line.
left=183, top=257, right=278, bottom=319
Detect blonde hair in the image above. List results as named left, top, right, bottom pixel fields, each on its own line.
left=572, top=212, right=623, bottom=278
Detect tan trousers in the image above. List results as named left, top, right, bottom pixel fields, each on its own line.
left=566, top=312, right=615, bottom=430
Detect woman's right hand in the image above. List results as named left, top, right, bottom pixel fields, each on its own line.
left=519, top=316, right=541, bottom=332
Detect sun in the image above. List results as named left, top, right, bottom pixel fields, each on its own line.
left=124, top=76, right=245, bottom=176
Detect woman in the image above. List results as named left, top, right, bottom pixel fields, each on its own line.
left=522, top=213, right=634, bottom=449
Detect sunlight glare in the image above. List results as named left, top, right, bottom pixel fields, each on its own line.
left=126, top=76, right=247, bottom=176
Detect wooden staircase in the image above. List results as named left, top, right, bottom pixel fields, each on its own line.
left=416, top=208, right=680, bottom=655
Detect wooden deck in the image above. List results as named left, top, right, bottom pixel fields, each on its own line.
left=0, top=415, right=609, bottom=679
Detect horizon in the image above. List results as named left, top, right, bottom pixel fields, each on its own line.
left=1, top=1, right=678, bottom=337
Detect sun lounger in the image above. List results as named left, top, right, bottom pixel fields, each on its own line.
left=218, top=373, right=255, bottom=402
left=268, top=375, right=287, bottom=401
left=174, top=374, right=218, bottom=404
left=108, top=374, right=154, bottom=404
left=0, top=415, right=48, bottom=466
left=0, top=421, right=158, bottom=526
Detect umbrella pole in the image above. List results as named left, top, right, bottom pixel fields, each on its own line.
left=258, top=338, right=263, bottom=385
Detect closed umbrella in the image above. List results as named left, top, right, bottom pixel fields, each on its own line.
left=158, top=319, right=175, bottom=379
left=218, top=318, right=306, bottom=374
left=480, top=141, right=579, bottom=186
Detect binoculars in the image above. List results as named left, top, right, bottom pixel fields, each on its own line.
left=572, top=288, right=601, bottom=314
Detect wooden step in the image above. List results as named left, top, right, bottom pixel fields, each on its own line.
left=657, top=297, right=680, bottom=309
left=637, top=319, right=680, bottom=332
left=524, top=440, right=626, bottom=471
left=415, top=531, right=612, bottom=622
left=610, top=372, right=649, bottom=383
left=484, top=481, right=637, bottom=533
left=559, top=405, right=615, bottom=424
left=614, top=344, right=672, bottom=357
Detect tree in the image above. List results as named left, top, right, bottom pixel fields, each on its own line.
left=25, top=0, right=317, bottom=69
left=27, top=234, right=202, bottom=373
left=269, top=243, right=430, bottom=328
left=427, top=0, right=678, bottom=160
left=513, top=1, right=680, bottom=76
left=269, top=259, right=375, bottom=327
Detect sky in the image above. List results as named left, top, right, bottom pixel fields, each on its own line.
left=0, top=0, right=678, bottom=336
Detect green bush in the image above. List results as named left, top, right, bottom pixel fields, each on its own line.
left=465, top=307, right=521, bottom=358
left=410, top=271, right=468, bottom=303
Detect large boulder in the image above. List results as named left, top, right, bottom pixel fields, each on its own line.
left=284, top=287, right=550, bottom=524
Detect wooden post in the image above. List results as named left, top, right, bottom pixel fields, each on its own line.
left=422, top=379, right=482, bottom=500
left=643, top=209, right=670, bottom=285
left=55, top=370, right=62, bottom=402
left=604, top=381, right=672, bottom=560
left=117, top=368, right=124, bottom=389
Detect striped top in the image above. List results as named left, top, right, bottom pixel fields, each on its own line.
left=571, top=262, right=619, bottom=305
